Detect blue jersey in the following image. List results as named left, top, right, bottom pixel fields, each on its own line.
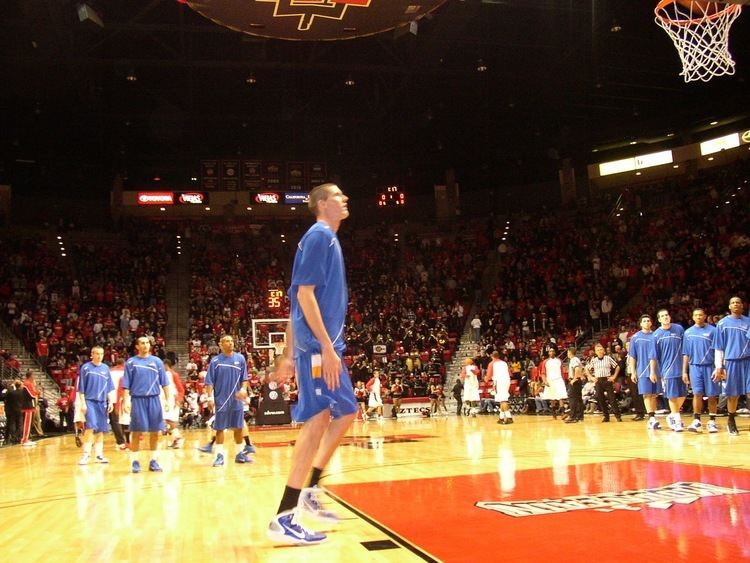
left=653, top=324, right=684, bottom=379
left=628, top=331, right=657, bottom=379
left=715, top=314, right=750, bottom=360
left=79, top=361, right=114, bottom=402
left=289, top=221, right=348, bottom=354
left=122, top=355, right=168, bottom=397
left=205, top=352, right=248, bottom=412
left=683, top=324, right=716, bottom=366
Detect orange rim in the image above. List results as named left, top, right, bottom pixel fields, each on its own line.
left=655, top=0, right=740, bottom=26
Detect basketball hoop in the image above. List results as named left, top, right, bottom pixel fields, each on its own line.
left=654, top=0, right=742, bottom=82
left=271, top=341, right=286, bottom=363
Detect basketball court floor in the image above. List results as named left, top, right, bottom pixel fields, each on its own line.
left=2, top=412, right=749, bottom=562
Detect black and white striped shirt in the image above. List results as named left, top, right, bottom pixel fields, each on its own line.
left=587, top=355, right=618, bottom=378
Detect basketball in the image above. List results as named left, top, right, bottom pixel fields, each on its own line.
left=674, top=0, right=719, bottom=16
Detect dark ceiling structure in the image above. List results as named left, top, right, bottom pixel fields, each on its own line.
left=2, top=0, right=749, bottom=199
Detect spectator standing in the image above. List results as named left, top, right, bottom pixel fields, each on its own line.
left=26, top=371, right=44, bottom=438
left=390, top=377, right=403, bottom=418
left=452, top=378, right=463, bottom=416
left=601, top=296, right=613, bottom=328
left=109, top=359, right=127, bottom=449
left=4, top=379, right=24, bottom=444
left=565, top=348, right=584, bottom=423
left=471, top=315, right=482, bottom=343
left=20, top=372, right=39, bottom=446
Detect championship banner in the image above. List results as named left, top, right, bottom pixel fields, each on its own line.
left=201, top=160, right=219, bottom=190
left=309, top=162, right=327, bottom=187
left=287, top=162, right=306, bottom=191
left=221, top=159, right=240, bottom=190
left=242, top=159, right=263, bottom=190
left=263, top=161, right=283, bottom=191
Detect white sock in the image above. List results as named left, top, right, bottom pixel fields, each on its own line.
left=215, top=444, right=225, bottom=457
left=130, top=451, right=141, bottom=463
left=82, top=443, right=93, bottom=457
left=94, top=442, right=103, bottom=457
left=504, top=410, right=512, bottom=419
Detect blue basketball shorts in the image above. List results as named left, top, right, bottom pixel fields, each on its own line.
left=637, top=376, right=662, bottom=396
left=689, top=364, right=720, bottom=397
left=129, top=395, right=165, bottom=432
left=292, top=350, right=358, bottom=423
left=214, top=408, right=244, bottom=430
left=722, top=358, right=750, bottom=397
left=663, top=377, right=687, bottom=399
left=84, top=399, right=110, bottom=433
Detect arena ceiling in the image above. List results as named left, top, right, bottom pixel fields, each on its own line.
left=2, top=0, right=750, bottom=198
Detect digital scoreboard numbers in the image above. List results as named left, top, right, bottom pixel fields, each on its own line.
left=377, top=185, right=406, bottom=207
left=267, top=288, right=284, bottom=310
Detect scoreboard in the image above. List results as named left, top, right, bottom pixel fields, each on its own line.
left=377, top=185, right=406, bottom=207
left=267, top=288, right=284, bottom=310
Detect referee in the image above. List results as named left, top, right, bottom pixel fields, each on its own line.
left=585, top=344, right=622, bottom=422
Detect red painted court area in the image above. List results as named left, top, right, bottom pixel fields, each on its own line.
left=328, top=460, right=750, bottom=562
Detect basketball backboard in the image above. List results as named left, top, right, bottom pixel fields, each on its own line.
left=252, top=318, right=288, bottom=360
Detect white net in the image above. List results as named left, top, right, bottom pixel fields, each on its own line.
left=271, top=341, right=286, bottom=362
left=655, top=1, right=742, bottom=82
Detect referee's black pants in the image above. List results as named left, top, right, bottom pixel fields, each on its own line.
left=567, top=380, right=584, bottom=420
left=595, top=378, right=621, bottom=419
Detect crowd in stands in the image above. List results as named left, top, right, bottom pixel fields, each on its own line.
left=0, top=226, right=174, bottom=394
left=2, top=159, right=749, bottom=430
left=183, top=220, right=487, bottom=406
left=471, top=159, right=750, bottom=416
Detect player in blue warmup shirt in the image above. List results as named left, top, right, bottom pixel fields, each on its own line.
left=122, top=336, right=171, bottom=473
left=268, top=183, right=358, bottom=546
left=204, top=335, right=251, bottom=466
left=653, top=309, right=686, bottom=432
left=714, top=296, right=750, bottom=435
left=682, top=308, right=719, bottom=434
left=77, top=346, right=115, bottom=465
left=628, top=314, right=661, bottom=430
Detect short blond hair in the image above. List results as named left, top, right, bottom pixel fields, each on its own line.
left=308, top=183, right=338, bottom=216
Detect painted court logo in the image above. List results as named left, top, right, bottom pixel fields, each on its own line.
left=476, top=482, right=749, bottom=517
left=258, top=0, right=371, bottom=32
